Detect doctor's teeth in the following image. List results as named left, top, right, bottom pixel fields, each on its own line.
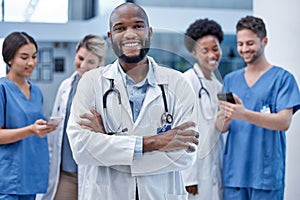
left=208, top=61, right=217, bottom=64
left=124, top=43, right=138, bottom=47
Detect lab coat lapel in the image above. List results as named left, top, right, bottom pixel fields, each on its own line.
left=114, top=75, right=133, bottom=120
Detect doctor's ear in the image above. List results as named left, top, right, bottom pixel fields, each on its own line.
left=107, top=32, right=111, bottom=40
left=149, top=27, right=153, bottom=38
left=263, top=37, right=268, bottom=46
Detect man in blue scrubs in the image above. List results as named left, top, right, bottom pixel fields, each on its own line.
left=216, top=15, right=300, bottom=200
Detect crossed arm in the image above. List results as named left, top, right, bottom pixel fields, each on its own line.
left=77, top=109, right=199, bottom=153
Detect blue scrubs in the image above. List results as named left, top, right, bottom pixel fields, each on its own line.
left=0, top=77, right=49, bottom=196
left=222, top=67, right=300, bottom=195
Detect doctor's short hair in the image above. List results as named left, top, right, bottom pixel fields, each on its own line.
left=2, top=31, right=38, bottom=67
left=184, top=18, right=224, bottom=53
left=236, top=15, right=267, bottom=40
left=76, top=34, right=108, bottom=60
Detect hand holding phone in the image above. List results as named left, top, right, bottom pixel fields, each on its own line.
left=48, top=116, right=63, bottom=126
left=217, top=92, right=236, bottom=104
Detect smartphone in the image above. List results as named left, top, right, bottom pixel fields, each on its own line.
left=217, top=92, right=236, bottom=104
left=48, top=116, right=64, bottom=126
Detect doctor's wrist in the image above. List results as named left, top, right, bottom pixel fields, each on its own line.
left=143, top=135, right=160, bottom=152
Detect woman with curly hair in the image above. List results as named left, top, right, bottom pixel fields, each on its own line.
left=182, top=18, right=225, bottom=200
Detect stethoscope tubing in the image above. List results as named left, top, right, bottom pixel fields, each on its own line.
left=102, top=79, right=173, bottom=134
left=193, top=68, right=213, bottom=120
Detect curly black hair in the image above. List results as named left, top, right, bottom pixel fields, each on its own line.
left=184, top=18, right=224, bottom=53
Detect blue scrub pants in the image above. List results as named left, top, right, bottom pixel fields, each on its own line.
left=224, top=187, right=284, bottom=200
left=0, top=194, right=35, bottom=200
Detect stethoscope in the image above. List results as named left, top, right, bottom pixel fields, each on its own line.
left=103, top=79, right=173, bottom=135
left=193, top=68, right=213, bottom=120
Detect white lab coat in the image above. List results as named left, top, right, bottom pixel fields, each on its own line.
left=67, top=57, right=199, bottom=200
left=36, top=72, right=84, bottom=200
left=182, top=64, right=225, bottom=200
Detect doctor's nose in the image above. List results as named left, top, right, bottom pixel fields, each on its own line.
left=28, top=58, right=36, bottom=66
left=124, top=28, right=137, bottom=39
left=207, top=51, right=218, bottom=59
left=80, top=60, right=87, bottom=68
left=241, top=44, right=250, bottom=52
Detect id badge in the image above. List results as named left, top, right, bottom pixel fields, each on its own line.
left=157, top=124, right=172, bottom=134
left=260, top=104, right=271, bottom=114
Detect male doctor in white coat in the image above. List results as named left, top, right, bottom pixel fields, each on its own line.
left=67, top=2, right=200, bottom=200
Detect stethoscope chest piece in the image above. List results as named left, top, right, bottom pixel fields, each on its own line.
left=161, top=112, right=173, bottom=125
left=159, top=84, right=174, bottom=127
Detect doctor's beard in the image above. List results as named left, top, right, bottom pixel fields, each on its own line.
left=112, top=36, right=151, bottom=64
left=119, top=47, right=150, bottom=64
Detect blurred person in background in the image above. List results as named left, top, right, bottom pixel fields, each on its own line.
left=182, top=18, right=225, bottom=200
left=0, top=31, right=57, bottom=200
left=36, top=34, right=107, bottom=200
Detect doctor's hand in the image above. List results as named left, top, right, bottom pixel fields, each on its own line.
left=218, top=93, right=245, bottom=121
left=216, top=94, right=245, bottom=132
left=143, top=121, right=199, bottom=153
left=78, top=109, right=106, bottom=134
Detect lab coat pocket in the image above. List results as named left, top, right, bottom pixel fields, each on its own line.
left=165, top=194, right=188, bottom=200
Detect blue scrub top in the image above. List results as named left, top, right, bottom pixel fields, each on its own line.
left=0, top=77, right=49, bottom=195
left=222, top=66, right=300, bottom=190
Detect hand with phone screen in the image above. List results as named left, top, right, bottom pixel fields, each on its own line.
left=47, top=116, right=64, bottom=126
left=217, top=92, right=236, bottom=104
